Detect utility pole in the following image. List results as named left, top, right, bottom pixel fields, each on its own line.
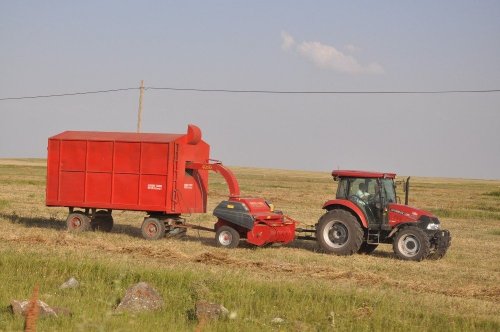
left=137, top=80, right=144, bottom=133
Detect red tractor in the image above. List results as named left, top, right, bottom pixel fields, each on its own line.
left=316, top=170, right=451, bottom=261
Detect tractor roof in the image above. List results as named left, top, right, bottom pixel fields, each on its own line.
left=331, top=170, right=396, bottom=179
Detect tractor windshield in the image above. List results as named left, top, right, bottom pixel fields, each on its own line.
left=336, top=177, right=396, bottom=204
left=381, top=178, right=396, bottom=203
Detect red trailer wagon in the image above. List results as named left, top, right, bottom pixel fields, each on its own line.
left=46, top=124, right=210, bottom=239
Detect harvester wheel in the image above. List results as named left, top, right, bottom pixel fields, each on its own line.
left=66, top=212, right=91, bottom=232
left=393, top=227, right=430, bottom=261
left=141, top=217, right=165, bottom=240
left=92, top=210, right=113, bottom=232
left=215, top=226, right=240, bottom=249
left=316, top=210, right=363, bottom=255
left=358, top=242, right=378, bottom=255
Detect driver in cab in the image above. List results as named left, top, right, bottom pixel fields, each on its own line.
left=356, top=183, right=370, bottom=201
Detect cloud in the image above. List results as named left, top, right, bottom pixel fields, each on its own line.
left=298, top=41, right=384, bottom=74
left=344, top=44, right=361, bottom=53
left=281, top=31, right=295, bottom=50
left=281, top=31, right=384, bottom=75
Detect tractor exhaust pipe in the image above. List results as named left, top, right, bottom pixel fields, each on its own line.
left=405, top=177, right=410, bottom=205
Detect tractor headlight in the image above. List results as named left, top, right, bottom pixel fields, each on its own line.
left=426, top=223, right=440, bottom=230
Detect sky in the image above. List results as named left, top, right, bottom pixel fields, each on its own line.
left=1, top=1, right=499, bottom=180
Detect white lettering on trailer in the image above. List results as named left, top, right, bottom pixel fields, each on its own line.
left=147, top=184, right=163, bottom=191
left=184, top=183, right=193, bottom=189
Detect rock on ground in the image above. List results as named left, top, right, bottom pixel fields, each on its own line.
left=60, top=277, right=79, bottom=289
left=271, top=317, right=285, bottom=324
left=10, top=300, right=71, bottom=317
left=116, top=282, right=164, bottom=312
left=195, top=300, right=229, bottom=321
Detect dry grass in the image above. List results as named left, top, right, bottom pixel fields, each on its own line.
left=0, top=159, right=499, bottom=331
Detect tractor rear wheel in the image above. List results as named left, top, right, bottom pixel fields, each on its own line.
left=141, top=217, right=166, bottom=240
left=92, top=210, right=113, bottom=232
left=215, top=226, right=240, bottom=249
left=66, top=212, right=91, bottom=232
left=358, top=242, right=378, bottom=255
left=393, top=227, right=430, bottom=261
left=316, top=210, right=364, bottom=255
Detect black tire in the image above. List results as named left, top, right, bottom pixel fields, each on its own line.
left=66, top=212, right=91, bottom=232
left=315, top=210, right=364, bottom=255
left=92, top=210, right=114, bottom=232
left=428, top=246, right=448, bottom=260
left=393, top=227, right=431, bottom=261
left=215, top=226, right=240, bottom=249
left=141, top=217, right=165, bottom=240
left=358, top=242, right=378, bottom=255
left=428, top=230, right=451, bottom=260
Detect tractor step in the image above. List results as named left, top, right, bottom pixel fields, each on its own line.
left=367, top=230, right=381, bottom=244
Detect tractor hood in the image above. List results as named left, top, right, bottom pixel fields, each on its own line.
left=387, top=203, right=436, bottom=226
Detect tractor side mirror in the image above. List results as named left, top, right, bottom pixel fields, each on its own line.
left=404, top=177, right=410, bottom=205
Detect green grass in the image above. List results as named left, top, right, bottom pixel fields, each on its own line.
left=0, top=251, right=497, bottom=332
left=0, top=199, right=8, bottom=209
left=489, top=229, right=500, bottom=236
left=0, top=178, right=45, bottom=186
left=483, top=190, right=500, bottom=197
left=428, top=208, right=500, bottom=220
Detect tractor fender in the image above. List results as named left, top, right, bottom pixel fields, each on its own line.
left=387, top=221, right=434, bottom=239
left=387, top=223, right=409, bottom=239
left=322, top=199, right=369, bottom=228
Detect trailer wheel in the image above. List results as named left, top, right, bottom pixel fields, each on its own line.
left=316, top=210, right=363, bottom=255
left=358, top=242, right=378, bottom=255
left=393, top=227, right=430, bottom=261
left=66, top=212, right=91, bottom=232
left=92, top=210, right=114, bottom=232
left=141, top=217, right=165, bottom=240
left=215, top=226, right=240, bottom=248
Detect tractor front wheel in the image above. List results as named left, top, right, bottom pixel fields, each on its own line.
left=428, top=230, right=451, bottom=260
left=316, top=210, right=364, bottom=255
left=141, top=217, right=166, bottom=240
left=393, top=227, right=430, bottom=261
left=215, top=226, right=240, bottom=249
left=66, top=212, right=91, bottom=232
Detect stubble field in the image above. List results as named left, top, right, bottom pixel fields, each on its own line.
left=0, top=159, right=499, bottom=331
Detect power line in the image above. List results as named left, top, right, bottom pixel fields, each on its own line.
left=0, top=87, right=139, bottom=101
left=1, top=86, right=500, bottom=101
left=148, top=87, right=500, bottom=94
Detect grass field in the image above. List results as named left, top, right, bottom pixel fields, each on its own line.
left=0, top=159, right=499, bottom=331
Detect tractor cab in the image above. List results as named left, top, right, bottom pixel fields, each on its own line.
left=333, top=170, right=396, bottom=228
